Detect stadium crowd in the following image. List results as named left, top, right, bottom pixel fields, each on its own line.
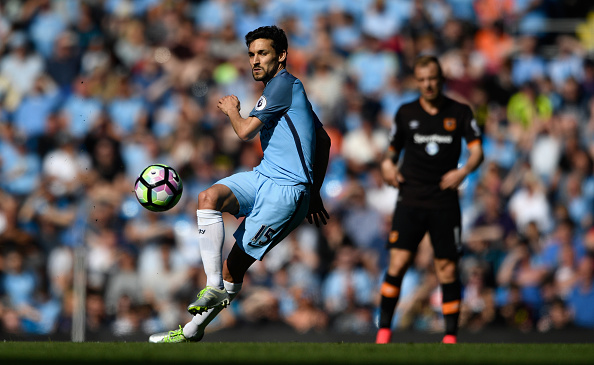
left=1, top=0, right=594, bottom=340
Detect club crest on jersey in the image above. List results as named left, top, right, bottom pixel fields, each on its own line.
left=409, top=120, right=419, bottom=129
left=255, top=96, right=267, bottom=111
left=443, top=118, right=456, bottom=131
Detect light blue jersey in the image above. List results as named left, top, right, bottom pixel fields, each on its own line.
left=216, top=69, right=322, bottom=260
left=249, top=69, right=322, bottom=186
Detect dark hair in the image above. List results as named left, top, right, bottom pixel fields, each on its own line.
left=413, top=55, right=443, bottom=79
left=245, top=25, right=288, bottom=66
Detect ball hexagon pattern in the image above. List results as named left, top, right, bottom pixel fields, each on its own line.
left=134, top=164, right=183, bottom=212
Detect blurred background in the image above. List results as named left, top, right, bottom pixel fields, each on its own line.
left=1, top=0, right=594, bottom=342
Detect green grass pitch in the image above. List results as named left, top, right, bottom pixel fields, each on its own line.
left=1, top=342, right=594, bottom=365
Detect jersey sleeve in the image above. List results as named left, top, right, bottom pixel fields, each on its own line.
left=388, top=109, right=405, bottom=152
left=462, top=105, right=482, bottom=147
left=249, top=76, right=293, bottom=125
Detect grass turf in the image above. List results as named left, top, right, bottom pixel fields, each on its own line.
left=1, top=342, right=594, bottom=365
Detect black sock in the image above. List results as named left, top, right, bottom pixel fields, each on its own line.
left=379, top=274, right=403, bottom=329
left=441, top=280, right=462, bottom=336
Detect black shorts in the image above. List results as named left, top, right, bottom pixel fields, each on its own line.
left=387, top=204, right=462, bottom=260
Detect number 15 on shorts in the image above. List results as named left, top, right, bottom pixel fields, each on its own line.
left=250, top=225, right=277, bottom=247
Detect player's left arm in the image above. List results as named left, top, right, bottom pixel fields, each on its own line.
left=440, top=111, right=484, bottom=190
left=307, top=122, right=331, bottom=227
left=218, top=95, right=263, bottom=141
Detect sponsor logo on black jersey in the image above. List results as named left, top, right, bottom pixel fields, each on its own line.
left=413, top=134, right=453, bottom=144
left=413, top=133, right=453, bottom=156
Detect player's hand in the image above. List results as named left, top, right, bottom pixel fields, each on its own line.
left=306, top=191, right=329, bottom=227
left=380, top=159, right=404, bottom=188
left=440, top=167, right=468, bottom=190
left=217, top=95, right=240, bottom=116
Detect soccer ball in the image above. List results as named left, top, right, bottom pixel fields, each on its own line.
left=134, top=164, right=183, bottom=212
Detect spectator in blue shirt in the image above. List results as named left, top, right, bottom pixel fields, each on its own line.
left=567, top=256, right=594, bottom=328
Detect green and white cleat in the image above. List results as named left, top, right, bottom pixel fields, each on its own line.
left=149, top=325, right=202, bottom=343
left=187, top=286, right=230, bottom=315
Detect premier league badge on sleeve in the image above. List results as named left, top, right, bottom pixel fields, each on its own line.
left=255, top=95, right=267, bottom=110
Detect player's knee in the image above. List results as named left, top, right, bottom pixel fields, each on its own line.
left=387, top=250, right=412, bottom=276
left=198, top=189, right=219, bottom=210
left=387, top=260, right=408, bottom=277
left=435, top=259, right=457, bottom=281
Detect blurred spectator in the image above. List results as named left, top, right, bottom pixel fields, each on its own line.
left=347, top=33, right=399, bottom=96
left=442, top=36, right=486, bottom=101
left=567, top=256, right=594, bottom=328
left=11, top=75, right=61, bottom=141
left=107, top=76, right=148, bottom=136
left=540, top=219, right=586, bottom=283
left=138, top=237, right=191, bottom=328
left=104, top=247, right=143, bottom=316
left=114, top=19, right=149, bottom=70
left=46, top=31, right=81, bottom=94
left=28, top=0, right=68, bottom=58
left=547, top=36, right=585, bottom=90
left=322, top=245, right=375, bottom=315
left=41, top=134, right=91, bottom=197
left=472, top=191, right=517, bottom=245
left=85, top=289, right=109, bottom=336
left=511, top=35, right=546, bottom=87
left=537, top=296, right=572, bottom=332
left=60, top=76, right=103, bottom=140
left=506, top=81, right=553, bottom=135
left=474, top=19, right=514, bottom=74
left=0, top=124, right=41, bottom=198
left=18, top=177, right=77, bottom=253
left=361, top=0, right=404, bottom=42
left=341, top=118, right=387, bottom=173
left=4, top=253, right=34, bottom=301
left=0, top=31, right=44, bottom=98
left=459, top=260, right=496, bottom=331
left=508, top=170, right=553, bottom=234
left=340, top=182, right=385, bottom=252
left=497, top=238, right=547, bottom=318
left=284, top=285, right=328, bottom=334
left=329, top=10, right=361, bottom=55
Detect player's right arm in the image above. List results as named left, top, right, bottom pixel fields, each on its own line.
left=218, top=95, right=263, bottom=141
left=381, top=110, right=405, bottom=188
left=381, top=147, right=404, bottom=188
left=307, top=124, right=331, bottom=226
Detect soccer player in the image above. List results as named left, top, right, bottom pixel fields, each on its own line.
left=376, top=56, right=483, bottom=344
left=149, top=25, right=331, bottom=343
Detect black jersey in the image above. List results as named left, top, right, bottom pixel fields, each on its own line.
left=388, top=97, right=481, bottom=209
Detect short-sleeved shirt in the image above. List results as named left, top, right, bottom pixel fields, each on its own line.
left=388, top=97, right=482, bottom=209
left=249, top=69, right=322, bottom=186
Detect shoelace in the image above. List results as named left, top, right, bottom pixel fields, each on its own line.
left=167, top=326, right=184, bottom=340
left=197, top=287, right=208, bottom=299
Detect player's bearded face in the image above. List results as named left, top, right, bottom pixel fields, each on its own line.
left=248, top=38, right=286, bottom=82
left=414, top=63, right=443, bottom=102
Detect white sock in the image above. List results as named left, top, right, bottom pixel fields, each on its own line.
left=183, top=280, right=242, bottom=338
left=223, top=280, right=242, bottom=302
left=197, top=209, right=224, bottom=289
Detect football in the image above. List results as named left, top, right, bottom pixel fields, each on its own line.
left=134, top=164, right=183, bottom=212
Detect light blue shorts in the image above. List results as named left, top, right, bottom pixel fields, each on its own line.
left=216, top=171, right=310, bottom=260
